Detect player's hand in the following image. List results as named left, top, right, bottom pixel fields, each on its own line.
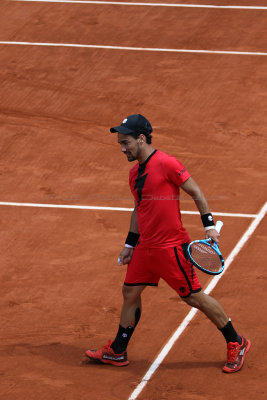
left=206, top=228, right=220, bottom=244
left=118, top=247, right=134, bottom=266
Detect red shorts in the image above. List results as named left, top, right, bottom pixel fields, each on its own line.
left=124, top=243, right=201, bottom=297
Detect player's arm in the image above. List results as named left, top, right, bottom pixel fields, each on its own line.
left=129, top=206, right=139, bottom=234
left=118, top=203, right=139, bottom=265
left=181, top=177, right=220, bottom=243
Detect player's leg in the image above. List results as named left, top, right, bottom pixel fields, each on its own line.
left=85, top=284, right=144, bottom=366
left=110, top=245, right=159, bottom=355
left=111, top=284, right=145, bottom=353
left=161, top=244, right=251, bottom=373
left=85, top=246, right=157, bottom=366
left=119, top=284, right=143, bottom=327
left=182, top=291, right=251, bottom=373
left=182, top=290, right=228, bottom=329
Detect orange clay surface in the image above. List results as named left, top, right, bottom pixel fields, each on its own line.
left=0, top=1, right=267, bottom=399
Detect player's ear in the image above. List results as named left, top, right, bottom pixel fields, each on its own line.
left=138, top=134, right=145, bottom=143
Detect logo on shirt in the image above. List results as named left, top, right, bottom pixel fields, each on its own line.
left=178, top=167, right=186, bottom=176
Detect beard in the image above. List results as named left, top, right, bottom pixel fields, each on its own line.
left=126, top=153, right=137, bottom=162
left=125, top=144, right=141, bottom=162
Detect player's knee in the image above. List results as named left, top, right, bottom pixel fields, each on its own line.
left=181, top=291, right=202, bottom=309
left=122, top=285, right=141, bottom=304
left=182, top=295, right=197, bottom=308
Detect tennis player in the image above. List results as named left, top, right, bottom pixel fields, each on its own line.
left=85, top=114, right=250, bottom=373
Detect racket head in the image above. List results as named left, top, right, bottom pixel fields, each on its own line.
left=187, top=239, right=224, bottom=275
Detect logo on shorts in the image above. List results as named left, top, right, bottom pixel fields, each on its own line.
left=179, top=287, right=186, bottom=293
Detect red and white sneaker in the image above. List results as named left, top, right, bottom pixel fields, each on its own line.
left=85, top=340, right=129, bottom=367
left=222, top=336, right=251, bottom=373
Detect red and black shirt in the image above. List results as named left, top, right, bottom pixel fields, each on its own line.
left=129, top=150, right=191, bottom=247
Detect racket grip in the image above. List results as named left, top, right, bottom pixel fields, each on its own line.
left=216, top=220, right=223, bottom=233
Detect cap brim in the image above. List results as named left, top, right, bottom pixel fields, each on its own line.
left=110, top=126, right=135, bottom=134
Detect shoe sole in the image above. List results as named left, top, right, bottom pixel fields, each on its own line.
left=85, top=352, right=130, bottom=367
left=222, top=339, right=251, bottom=373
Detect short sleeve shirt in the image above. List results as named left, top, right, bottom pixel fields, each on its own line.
left=129, top=150, right=191, bottom=247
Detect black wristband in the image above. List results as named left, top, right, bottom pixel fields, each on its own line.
left=201, top=213, right=215, bottom=228
left=125, top=232, right=140, bottom=247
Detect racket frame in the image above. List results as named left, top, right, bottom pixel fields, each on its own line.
left=187, top=239, right=225, bottom=275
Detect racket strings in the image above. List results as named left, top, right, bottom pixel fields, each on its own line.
left=190, top=242, right=222, bottom=272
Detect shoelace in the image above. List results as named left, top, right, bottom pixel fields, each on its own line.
left=227, top=343, right=239, bottom=363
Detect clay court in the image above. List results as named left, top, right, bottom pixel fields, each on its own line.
left=0, top=0, right=267, bottom=399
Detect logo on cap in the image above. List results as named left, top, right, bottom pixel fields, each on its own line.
left=122, top=118, right=128, bottom=124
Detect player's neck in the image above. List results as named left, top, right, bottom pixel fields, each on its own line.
left=137, top=146, right=156, bottom=164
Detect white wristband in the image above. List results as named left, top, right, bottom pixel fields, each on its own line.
left=205, top=225, right=216, bottom=231
left=125, top=244, right=134, bottom=248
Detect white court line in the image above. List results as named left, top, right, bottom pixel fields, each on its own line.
left=12, top=0, right=267, bottom=11
left=0, top=202, right=257, bottom=218
left=128, top=200, right=267, bottom=400
left=179, top=211, right=257, bottom=218
left=0, top=201, right=134, bottom=212
left=0, top=41, right=267, bottom=56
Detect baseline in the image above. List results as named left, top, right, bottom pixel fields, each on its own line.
left=0, top=202, right=257, bottom=218
left=128, top=200, right=267, bottom=400
left=11, top=0, right=267, bottom=11
left=1, top=41, right=267, bottom=56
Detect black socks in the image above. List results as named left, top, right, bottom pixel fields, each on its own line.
left=219, top=319, right=242, bottom=344
left=111, top=315, right=242, bottom=353
left=111, top=325, right=135, bottom=354
left=111, top=307, right=141, bottom=354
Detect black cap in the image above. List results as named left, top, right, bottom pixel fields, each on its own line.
left=110, top=114, right=153, bottom=135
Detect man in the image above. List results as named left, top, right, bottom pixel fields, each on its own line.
left=85, top=114, right=250, bottom=373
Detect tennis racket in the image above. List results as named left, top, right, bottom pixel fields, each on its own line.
left=187, top=221, right=224, bottom=275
